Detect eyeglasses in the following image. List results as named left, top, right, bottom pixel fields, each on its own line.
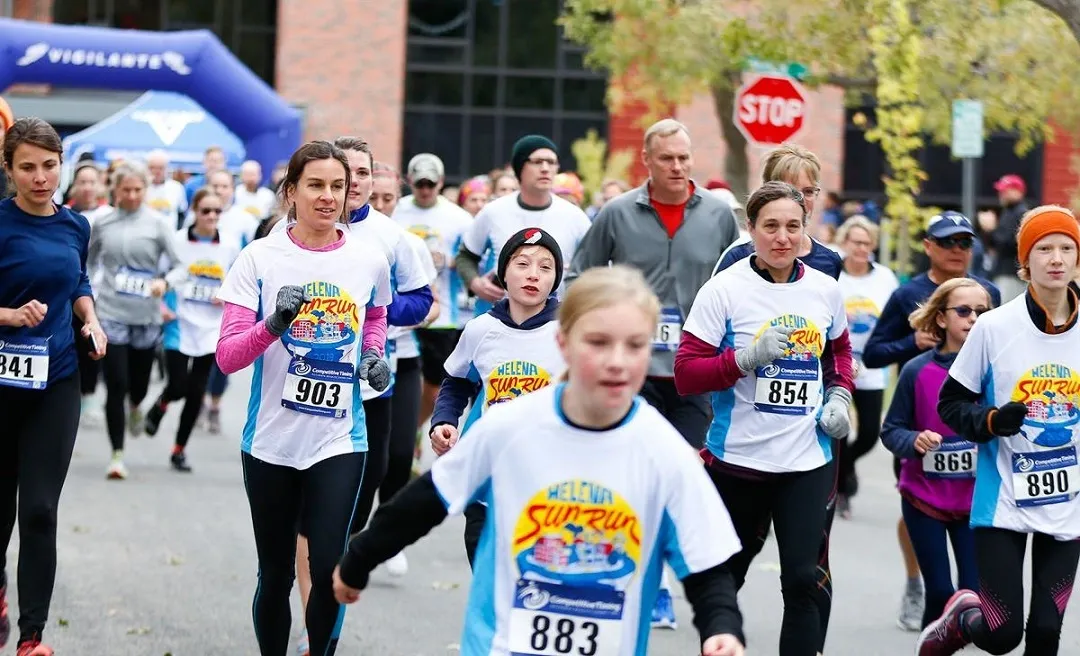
left=931, top=236, right=974, bottom=250
left=946, top=305, right=989, bottom=318
left=800, top=186, right=821, bottom=199
left=526, top=157, right=559, bottom=168
left=199, top=208, right=222, bottom=215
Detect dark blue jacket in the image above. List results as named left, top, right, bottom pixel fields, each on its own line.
left=715, top=238, right=843, bottom=280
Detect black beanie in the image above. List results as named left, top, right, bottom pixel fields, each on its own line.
left=511, top=135, right=559, bottom=181
left=497, top=227, right=564, bottom=291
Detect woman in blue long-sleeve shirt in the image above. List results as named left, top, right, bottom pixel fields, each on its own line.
left=0, top=117, right=107, bottom=656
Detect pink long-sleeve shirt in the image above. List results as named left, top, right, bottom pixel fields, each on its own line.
left=214, top=226, right=389, bottom=374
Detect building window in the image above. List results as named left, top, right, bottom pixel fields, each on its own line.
left=51, top=0, right=277, bottom=85
left=404, top=0, right=609, bottom=183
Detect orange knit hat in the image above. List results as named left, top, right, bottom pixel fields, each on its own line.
left=1017, top=206, right=1080, bottom=267
left=0, top=96, right=13, bottom=132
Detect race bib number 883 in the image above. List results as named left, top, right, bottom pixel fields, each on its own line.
left=509, top=580, right=623, bottom=656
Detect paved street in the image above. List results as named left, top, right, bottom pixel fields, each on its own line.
left=5, top=367, right=1080, bottom=655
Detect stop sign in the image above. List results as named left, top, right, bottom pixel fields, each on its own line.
left=734, top=75, right=808, bottom=146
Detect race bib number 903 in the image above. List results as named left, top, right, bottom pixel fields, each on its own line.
left=281, top=358, right=354, bottom=419
left=508, top=580, right=623, bottom=656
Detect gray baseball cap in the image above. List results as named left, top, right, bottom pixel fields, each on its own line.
left=407, top=153, right=444, bottom=184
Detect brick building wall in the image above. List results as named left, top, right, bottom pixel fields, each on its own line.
left=1042, top=126, right=1079, bottom=207
left=275, top=0, right=409, bottom=169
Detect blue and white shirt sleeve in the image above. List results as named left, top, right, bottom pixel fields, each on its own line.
left=949, top=317, right=990, bottom=395
left=430, top=416, right=497, bottom=514
left=217, top=248, right=261, bottom=312
left=660, top=438, right=743, bottom=578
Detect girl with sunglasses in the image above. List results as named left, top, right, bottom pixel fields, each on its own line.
left=881, top=278, right=990, bottom=633
left=142, top=188, right=241, bottom=472
left=918, top=206, right=1080, bottom=656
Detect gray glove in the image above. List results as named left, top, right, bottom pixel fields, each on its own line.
left=735, top=324, right=795, bottom=373
left=265, top=285, right=309, bottom=337
left=357, top=348, right=391, bottom=392
left=818, top=386, right=852, bottom=438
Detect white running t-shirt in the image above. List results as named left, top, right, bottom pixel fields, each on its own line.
left=163, top=229, right=241, bottom=357
left=431, top=385, right=742, bottom=656
left=217, top=228, right=392, bottom=469
left=444, top=313, right=565, bottom=432
left=393, top=196, right=474, bottom=328
left=683, top=257, right=849, bottom=473
left=950, top=295, right=1080, bottom=540
left=839, top=263, right=899, bottom=390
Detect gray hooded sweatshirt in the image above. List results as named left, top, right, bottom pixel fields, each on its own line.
left=88, top=206, right=187, bottom=326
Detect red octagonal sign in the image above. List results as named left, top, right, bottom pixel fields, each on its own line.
left=734, top=75, right=808, bottom=146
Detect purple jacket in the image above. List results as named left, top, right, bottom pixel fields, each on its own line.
left=881, top=348, right=975, bottom=515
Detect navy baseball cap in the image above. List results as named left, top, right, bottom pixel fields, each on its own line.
left=926, top=211, right=976, bottom=239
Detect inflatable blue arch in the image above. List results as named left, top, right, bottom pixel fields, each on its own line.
left=0, top=18, right=301, bottom=180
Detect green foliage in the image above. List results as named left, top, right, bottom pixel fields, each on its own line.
left=571, top=129, right=634, bottom=201
left=560, top=0, right=1080, bottom=272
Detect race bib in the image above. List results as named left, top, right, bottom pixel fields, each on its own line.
left=281, top=357, right=354, bottom=418
left=182, top=276, right=222, bottom=305
left=114, top=267, right=155, bottom=298
left=753, top=359, right=821, bottom=416
left=1013, top=447, right=1080, bottom=508
left=922, top=437, right=977, bottom=479
left=508, top=579, right=623, bottom=656
left=652, top=306, right=682, bottom=351
left=0, top=337, right=49, bottom=390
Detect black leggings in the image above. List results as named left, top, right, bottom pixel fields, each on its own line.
left=351, top=396, right=393, bottom=534
left=464, top=502, right=487, bottom=568
left=707, top=460, right=835, bottom=656
left=961, top=527, right=1080, bottom=655
left=639, top=377, right=710, bottom=448
left=157, top=351, right=215, bottom=448
left=242, top=450, right=366, bottom=656
left=0, top=374, right=80, bottom=644
left=102, top=344, right=157, bottom=451
left=380, top=357, right=422, bottom=505
left=838, top=388, right=884, bottom=496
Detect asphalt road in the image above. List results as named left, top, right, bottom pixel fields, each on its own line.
left=5, top=367, right=1078, bottom=655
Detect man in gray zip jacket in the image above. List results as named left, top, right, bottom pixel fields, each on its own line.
left=567, top=119, right=739, bottom=448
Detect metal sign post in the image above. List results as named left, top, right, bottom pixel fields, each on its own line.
left=951, top=100, right=985, bottom=221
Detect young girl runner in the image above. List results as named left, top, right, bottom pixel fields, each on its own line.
left=428, top=227, right=567, bottom=566
left=215, top=141, right=392, bottom=656
left=143, top=188, right=241, bottom=471
left=333, top=265, right=747, bottom=656
left=918, top=205, right=1080, bottom=656
left=880, top=278, right=990, bottom=629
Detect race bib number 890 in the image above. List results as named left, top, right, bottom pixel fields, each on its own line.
left=508, top=580, right=622, bottom=656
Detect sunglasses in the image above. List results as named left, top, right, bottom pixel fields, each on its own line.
left=413, top=180, right=437, bottom=190
left=931, top=236, right=974, bottom=250
left=946, top=305, right=989, bottom=318
left=199, top=208, right=222, bottom=215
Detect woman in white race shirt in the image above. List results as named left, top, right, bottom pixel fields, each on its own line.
left=215, top=141, right=392, bottom=656
left=835, top=215, right=899, bottom=517
left=917, top=206, right=1080, bottom=656
left=674, top=181, right=855, bottom=656
left=142, top=188, right=241, bottom=472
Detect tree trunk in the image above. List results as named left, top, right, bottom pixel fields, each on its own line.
left=1031, top=0, right=1080, bottom=45
left=711, top=82, right=752, bottom=202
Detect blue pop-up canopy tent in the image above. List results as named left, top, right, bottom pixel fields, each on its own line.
left=62, top=91, right=245, bottom=172
left=0, top=18, right=301, bottom=182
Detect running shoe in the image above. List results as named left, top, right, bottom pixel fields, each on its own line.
left=898, top=577, right=925, bottom=631
left=296, top=628, right=310, bottom=656
left=914, top=589, right=979, bottom=655
left=106, top=452, right=129, bottom=480
left=170, top=451, right=193, bottom=473
left=650, top=587, right=677, bottom=630
left=16, top=634, right=54, bottom=656
left=208, top=408, right=221, bottom=435
left=80, top=397, right=103, bottom=427
left=385, top=552, right=409, bottom=577
left=128, top=406, right=144, bottom=437
left=0, top=584, right=9, bottom=648
left=144, top=400, right=166, bottom=437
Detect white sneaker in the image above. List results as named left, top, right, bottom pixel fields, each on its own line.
left=106, top=453, right=128, bottom=480
left=385, top=552, right=409, bottom=577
